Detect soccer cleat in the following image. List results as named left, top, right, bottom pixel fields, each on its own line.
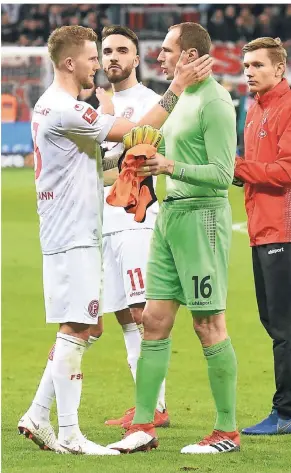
left=58, top=434, right=120, bottom=455
left=181, top=429, right=240, bottom=454
left=18, top=412, right=61, bottom=451
left=107, top=423, right=158, bottom=453
left=242, top=409, right=291, bottom=435
left=105, top=407, right=135, bottom=426
left=105, top=407, right=170, bottom=429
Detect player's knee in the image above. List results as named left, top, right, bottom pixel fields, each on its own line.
left=142, top=306, right=171, bottom=339
left=90, top=317, right=103, bottom=339
left=193, top=312, right=227, bottom=345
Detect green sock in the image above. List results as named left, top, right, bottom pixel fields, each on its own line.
left=133, top=338, right=171, bottom=425
left=203, top=337, right=237, bottom=432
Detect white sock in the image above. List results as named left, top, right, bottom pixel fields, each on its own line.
left=122, top=323, right=142, bottom=382
left=27, top=344, right=56, bottom=422
left=51, top=332, right=86, bottom=443
left=156, top=379, right=166, bottom=412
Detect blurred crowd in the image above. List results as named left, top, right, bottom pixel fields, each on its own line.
left=2, top=3, right=291, bottom=46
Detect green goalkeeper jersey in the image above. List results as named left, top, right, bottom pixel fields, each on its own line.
left=159, top=76, right=237, bottom=200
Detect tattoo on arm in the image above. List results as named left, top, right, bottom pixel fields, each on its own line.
left=159, top=90, right=179, bottom=114
left=102, top=156, right=120, bottom=171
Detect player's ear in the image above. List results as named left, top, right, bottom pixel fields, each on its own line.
left=134, top=55, right=140, bottom=68
left=275, top=61, right=285, bottom=78
left=64, top=56, right=75, bottom=72
left=187, top=48, right=199, bottom=62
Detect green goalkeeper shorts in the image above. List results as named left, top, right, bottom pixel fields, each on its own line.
left=146, top=197, right=232, bottom=313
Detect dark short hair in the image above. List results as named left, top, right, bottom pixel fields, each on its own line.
left=102, top=25, right=139, bottom=52
left=169, top=22, right=211, bottom=56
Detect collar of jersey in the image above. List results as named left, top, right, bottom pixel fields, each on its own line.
left=255, top=78, right=289, bottom=107
left=114, top=82, right=142, bottom=96
left=184, top=76, right=213, bottom=94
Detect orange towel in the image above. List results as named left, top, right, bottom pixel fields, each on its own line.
left=106, top=144, right=157, bottom=223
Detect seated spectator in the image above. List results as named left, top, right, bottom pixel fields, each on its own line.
left=17, top=34, right=31, bottom=46
left=278, top=5, right=291, bottom=41
left=254, top=13, right=275, bottom=38
left=1, top=11, right=18, bottom=44
left=48, top=4, right=63, bottom=30
left=236, top=7, right=256, bottom=42
left=208, top=9, right=228, bottom=41
left=68, top=15, right=81, bottom=26
left=19, top=18, right=43, bottom=44
left=79, top=4, right=96, bottom=20
left=224, top=5, right=240, bottom=42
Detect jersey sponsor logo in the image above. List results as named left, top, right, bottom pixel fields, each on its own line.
left=38, top=191, right=54, bottom=200
left=130, top=290, right=145, bottom=298
left=75, top=103, right=84, bottom=112
left=88, top=299, right=99, bottom=317
left=122, top=107, right=134, bottom=119
left=179, top=167, right=186, bottom=180
left=268, top=247, right=284, bottom=255
left=34, top=105, right=51, bottom=116
left=190, top=300, right=212, bottom=306
left=82, top=107, right=98, bottom=125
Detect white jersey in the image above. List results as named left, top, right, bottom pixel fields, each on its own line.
left=32, top=84, right=116, bottom=255
left=101, top=83, right=160, bottom=235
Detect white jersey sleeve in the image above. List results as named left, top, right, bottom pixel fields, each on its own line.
left=102, top=83, right=161, bottom=235
left=61, top=103, right=116, bottom=145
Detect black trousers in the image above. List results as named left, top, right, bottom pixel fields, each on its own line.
left=252, top=242, right=291, bottom=418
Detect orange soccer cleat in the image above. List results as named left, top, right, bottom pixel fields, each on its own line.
left=105, top=407, right=170, bottom=429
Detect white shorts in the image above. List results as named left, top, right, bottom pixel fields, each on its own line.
left=103, top=229, right=153, bottom=313
left=43, top=246, right=103, bottom=324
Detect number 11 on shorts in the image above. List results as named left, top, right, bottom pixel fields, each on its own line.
left=127, top=268, right=144, bottom=291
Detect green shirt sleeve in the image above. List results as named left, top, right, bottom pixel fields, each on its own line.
left=158, top=135, right=166, bottom=157
left=171, top=99, right=236, bottom=190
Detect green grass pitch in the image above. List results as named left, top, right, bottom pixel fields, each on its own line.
left=2, top=169, right=291, bottom=473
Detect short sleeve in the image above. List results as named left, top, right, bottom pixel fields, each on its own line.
left=61, top=101, right=117, bottom=144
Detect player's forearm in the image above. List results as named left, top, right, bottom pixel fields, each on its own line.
left=106, top=87, right=180, bottom=142
left=104, top=167, right=119, bottom=186
left=171, top=161, right=233, bottom=190
left=137, top=85, right=181, bottom=128
left=235, top=158, right=291, bottom=187
left=102, top=156, right=120, bottom=171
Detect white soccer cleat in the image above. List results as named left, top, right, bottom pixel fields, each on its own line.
left=18, top=412, right=60, bottom=451
left=181, top=429, right=240, bottom=454
left=107, top=423, right=158, bottom=453
left=58, top=434, right=120, bottom=455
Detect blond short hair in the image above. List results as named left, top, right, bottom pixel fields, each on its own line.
left=48, top=26, right=98, bottom=66
left=242, top=37, right=287, bottom=65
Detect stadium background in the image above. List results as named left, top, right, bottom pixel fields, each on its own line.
left=2, top=4, right=291, bottom=473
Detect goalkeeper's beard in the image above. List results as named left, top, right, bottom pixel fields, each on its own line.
left=105, top=63, right=134, bottom=84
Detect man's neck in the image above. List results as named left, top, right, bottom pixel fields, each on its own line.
left=258, top=78, right=283, bottom=98
left=112, top=75, right=138, bottom=93
left=53, top=71, right=81, bottom=99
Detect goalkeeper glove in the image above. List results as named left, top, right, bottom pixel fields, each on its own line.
left=123, top=125, right=163, bottom=150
